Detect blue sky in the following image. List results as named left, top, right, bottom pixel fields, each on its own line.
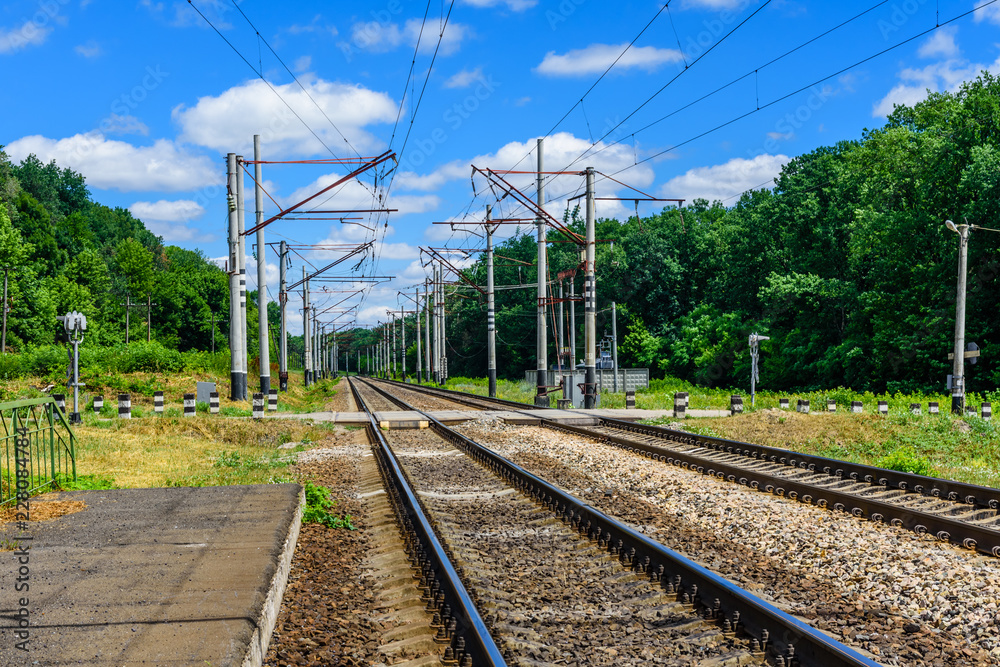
left=3, top=0, right=1000, bottom=332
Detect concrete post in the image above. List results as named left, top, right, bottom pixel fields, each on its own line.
left=951, top=223, right=970, bottom=414
left=612, top=300, right=618, bottom=393
left=236, top=155, right=248, bottom=395
left=278, top=241, right=288, bottom=391
left=569, top=278, right=576, bottom=372
left=584, top=167, right=597, bottom=409
left=400, top=307, right=406, bottom=381
left=486, top=205, right=497, bottom=398
left=424, top=280, right=431, bottom=382
left=254, top=136, right=270, bottom=396
left=415, top=288, right=422, bottom=384
left=302, top=269, right=311, bottom=386
left=227, top=153, right=245, bottom=401
left=535, top=138, right=549, bottom=407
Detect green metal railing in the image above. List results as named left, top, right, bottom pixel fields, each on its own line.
left=0, top=397, right=77, bottom=505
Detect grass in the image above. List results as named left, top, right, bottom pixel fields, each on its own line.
left=676, top=409, right=1000, bottom=489
left=68, top=415, right=336, bottom=489
left=421, top=374, right=1000, bottom=490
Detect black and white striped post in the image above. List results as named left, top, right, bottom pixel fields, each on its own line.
left=878, top=401, right=888, bottom=415
left=673, top=392, right=686, bottom=419
left=929, top=401, right=939, bottom=415
left=797, top=399, right=810, bottom=414
left=268, top=388, right=278, bottom=412
left=93, top=395, right=104, bottom=414
left=827, top=400, right=836, bottom=412
left=966, top=404, right=976, bottom=417
left=779, top=397, right=789, bottom=410
left=982, top=402, right=992, bottom=420
left=851, top=401, right=863, bottom=413
left=209, top=391, right=219, bottom=415
left=625, top=390, right=635, bottom=410
left=183, top=393, right=196, bottom=417
left=53, top=393, right=66, bottom=415
left=910, top=403, right=921, bottom=415
left=118, top=393, right=131, bottom=420
left=730, top=395, right=743, bottom=415
left=252, top=393, right=264, bottom=420
left=153, top=391, right=164, bottom=415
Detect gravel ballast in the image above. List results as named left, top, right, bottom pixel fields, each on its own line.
left=457, top=418, right=1000, bottom=666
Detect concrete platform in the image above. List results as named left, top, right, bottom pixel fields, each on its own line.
left=0, top=484, right=303, bottom=666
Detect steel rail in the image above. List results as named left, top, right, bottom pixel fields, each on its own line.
left=357, top=378, right=882, bottom=667
left=544, top=419, right=1000, bottom=558
left=371, top=379, right=1000, bottom=556
left=599, top=416, right=1000, bottom=512
left=348, top=378, right=506, bottom=667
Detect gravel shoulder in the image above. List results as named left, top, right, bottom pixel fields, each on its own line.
left=457, top=418, right=1000, bottom=667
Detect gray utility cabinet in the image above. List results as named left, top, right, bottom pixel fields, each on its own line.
left=523, top=369, right=650, bottom=394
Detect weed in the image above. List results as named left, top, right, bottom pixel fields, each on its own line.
left=0, top=539, right=22, bottom=551
left=877, top=447, right=935, bottom=476
left=54, top=473, right=116, bottom=492
left=302, top=482, right=354, bottom=530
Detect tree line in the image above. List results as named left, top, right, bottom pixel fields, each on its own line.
left=5, top=71, right=999, bottom=394
left=361, top=71, right=1000, bottom=394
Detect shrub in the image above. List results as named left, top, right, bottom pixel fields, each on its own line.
left=876, top=447, right=934, bottom=476
left=302, top=482, right=354, bottom=530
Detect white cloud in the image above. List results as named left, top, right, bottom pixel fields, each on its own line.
left=873, top=54, right=1000, bottom=117
left=288, top=14, right=337, bottom=36
left=975, top=2, right=1000, bottom=25
left=0, top=20, right=52, bottom=54
left=74, top=40, right=102, bottom=58
left=173, top=77, right=397, bottom=157
left=660, top=154, right=789, bottom=204
left=102, top=114, right=149, bottom=136
left=293, top=55, right=312, bottom=72
left=766, top=131, right=794, bottom=141
left=130, top=199, right=206, bottom=222
left=5, top=133, right=220, bottom=192
left=444, top=67, right=483, bottom=89
left=132, top=199, right=214, bottom=243
left=347, top=18, right=471, bottom=55
left=535, top=43, right=683, bottom=77
left=917, top=26, right=959, bottom=59
left=460, top=0, right=537, bottom=10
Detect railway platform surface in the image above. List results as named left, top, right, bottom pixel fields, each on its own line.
left=0, top=483, right=302, bottom=666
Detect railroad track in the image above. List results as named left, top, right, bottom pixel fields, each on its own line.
left=370, top=378, right=1000, bottom=558
left=351, top=377, right=881, bottom=667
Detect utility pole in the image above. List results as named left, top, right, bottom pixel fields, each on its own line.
left=612, top=301, right=619, bottom=393
left=390, top=311, right=397, bottom=378
left=535, top=137, right=549, bottom=407
left=236, top=155, right=248, bottom=395
left=948, top=220, right=971, bottom=415
left=302, top=269, right=311, bottom=387
left=254, top=135, right=271, bottom=396
left=1, top=266, right=8, bottom=355
left=278, top=240, right=288, bottom=391
left=227, top=153, right=244, bottom=400
left=415, top=288, right=422, bottom=384
left=399, top=306, right=406, bottom=382
left=569, top=277, right=577, bottom=374
left=424, top=279, right=431, bottom=382
left=558, top=280, right=565, bottom=373
left=584, top=166, right=597, bottom=409
left=486, top=205, right=497, bottom=398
